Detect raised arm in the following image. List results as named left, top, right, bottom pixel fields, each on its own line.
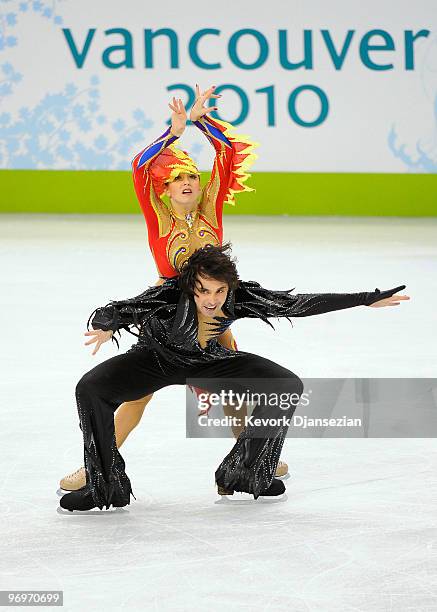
left=230, top=281, right=408, bottom=326
left=190, top=85, right=258, bottom=234
left=131, top=98, right=187, bottom=242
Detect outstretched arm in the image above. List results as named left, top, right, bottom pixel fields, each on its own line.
left=190, top=85, right=258, bottom=233
left=231, top=282, right=409, bottom=325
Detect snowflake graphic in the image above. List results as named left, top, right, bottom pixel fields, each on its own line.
left=388, top=35, right=437, bottom=173
left=0, top=75, right=155, bottom=169
left=0, top=0, right=65, bottom=96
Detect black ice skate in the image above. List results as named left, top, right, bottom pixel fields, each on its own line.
left=59, top=486, right=130, bottom=512
left=217, top=477, right=285, bottom=498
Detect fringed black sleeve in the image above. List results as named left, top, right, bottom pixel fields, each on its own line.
left=88, top=278, right=180, bottom=335
left=232, top=281, right=406, bottom=323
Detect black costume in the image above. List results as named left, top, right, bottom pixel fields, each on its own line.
left=72, top=279, right=404, bottom=509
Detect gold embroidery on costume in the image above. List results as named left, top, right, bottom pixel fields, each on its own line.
left=200, top=170, right=221, bottom=229
left=166, top=214, right=220, bottom=272
left=148, top=180, right=171, bottom=238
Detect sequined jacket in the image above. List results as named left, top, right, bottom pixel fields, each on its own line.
left=89, top=279, right=405, bottom=372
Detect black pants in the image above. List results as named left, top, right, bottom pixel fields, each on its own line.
left=75, top=349, right=303, bottom=507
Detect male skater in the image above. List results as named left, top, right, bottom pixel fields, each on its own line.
left=60, top=244, right=409, bottom=512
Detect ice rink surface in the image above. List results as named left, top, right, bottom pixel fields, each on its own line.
left=1, top=214, right=437, bottom=611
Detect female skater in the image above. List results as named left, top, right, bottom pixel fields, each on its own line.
left=60, top=85, right=289, bottom=490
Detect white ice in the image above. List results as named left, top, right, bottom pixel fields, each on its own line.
left=1, top=214, right=437, bottom=612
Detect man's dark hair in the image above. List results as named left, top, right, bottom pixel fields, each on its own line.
left=178, top=243, right=239, bottom=296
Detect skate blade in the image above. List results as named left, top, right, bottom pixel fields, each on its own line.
left=215, top=492, right=288, bottom=505
left=56, top=506, right=128, bottom=515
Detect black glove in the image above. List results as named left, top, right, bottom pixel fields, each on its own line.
left=363, top=285, right=406, bottom=306
left=89, top=306, right=119, bottom=332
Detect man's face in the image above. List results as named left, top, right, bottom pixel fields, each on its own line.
left=193, top=274, right=229, bottom=317
left=165, top=172, right=201, bottom=207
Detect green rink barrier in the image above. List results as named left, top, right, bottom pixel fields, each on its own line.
left=1, top=169, right=436, bottom=215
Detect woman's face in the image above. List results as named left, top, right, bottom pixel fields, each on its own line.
left=165, top=172, right=201, bottom=207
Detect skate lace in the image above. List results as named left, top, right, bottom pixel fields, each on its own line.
left=66, top=467, right=84, bottom=479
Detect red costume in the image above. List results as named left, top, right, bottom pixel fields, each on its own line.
left=132, top=116, right=258, bottom=277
